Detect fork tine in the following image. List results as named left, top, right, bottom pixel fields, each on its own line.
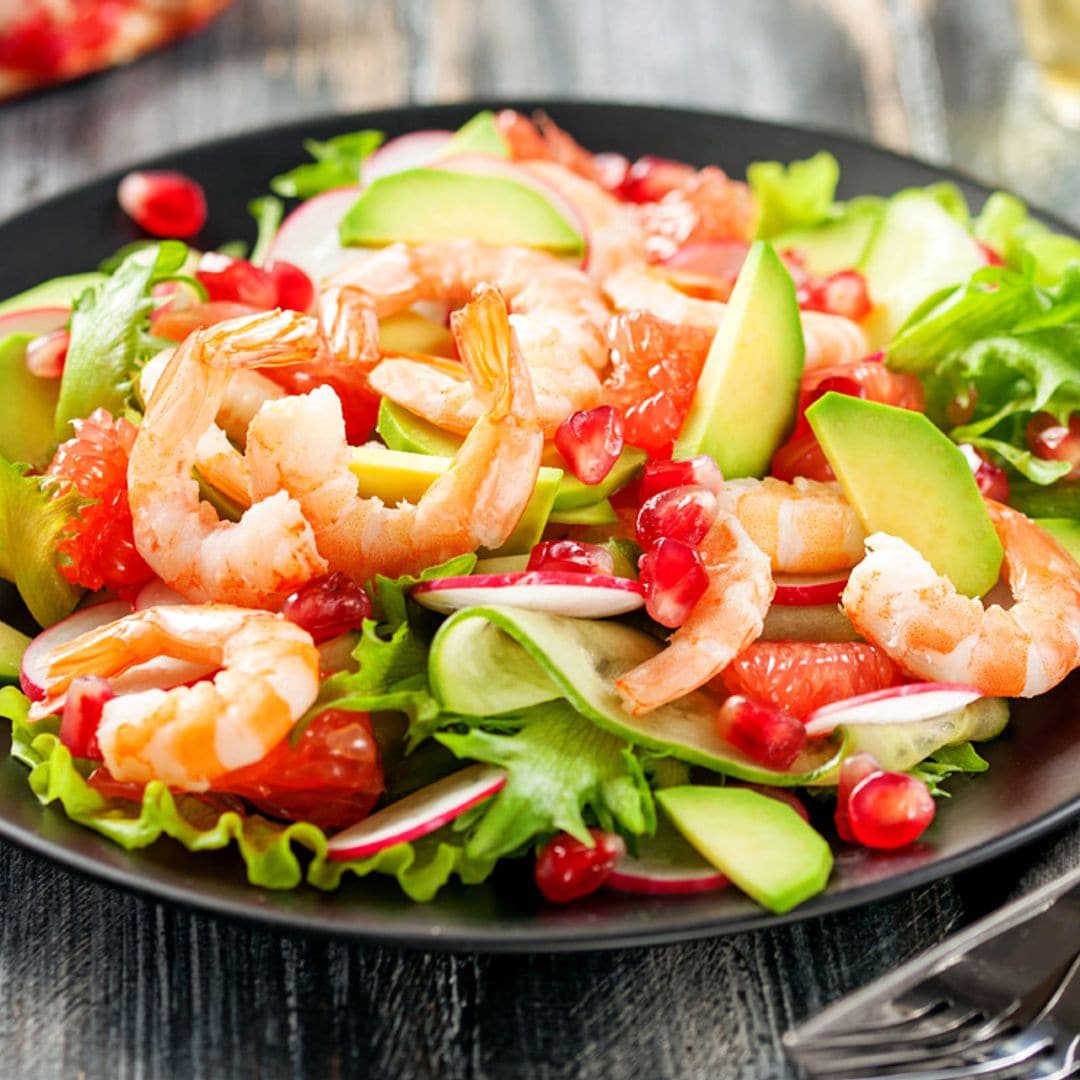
left=791, top=1003, right=982, bottom=1050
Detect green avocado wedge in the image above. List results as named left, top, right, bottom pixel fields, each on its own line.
left=673, top=241, right=804, bottom=477
left=0, top=272, right=104, bottom=316
left=0, top=335, right=62, bottom=468
left=807, top=393, right=1004, bottom=598
left=0, top=621, right=30, bottom=685
left=656, top=786, right=833, bottom=914
left=437, top=110, right=510, bottom=159
left=340, top=169, right=584, bottom=255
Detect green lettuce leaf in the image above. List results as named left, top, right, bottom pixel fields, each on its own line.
left=373, top=553, right=477, bottom=628
left=908, top=741, right=988, bottom=798
left=3, top=687, right=492, bottom=899
left=747, top=152, right=840, bottom=239
left=55, top=241, right=188, bottom=439
left=974, top=192, right=1080, bottom=284
left=0, top=459, right=82, bottom=626
left=270, top=130, right=384, bottom=199
left=438, top=700, right=655, bottom=859
left=248, top=195, right=284, bottom=266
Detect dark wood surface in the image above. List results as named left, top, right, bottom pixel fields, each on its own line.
left=1, top=2, right=1078, bottom=1077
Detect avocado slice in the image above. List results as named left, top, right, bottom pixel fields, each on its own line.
left=0, top=272, right=104, bottom=316
left=378, top=311, right=455, bottom=357
left=377, top=399, right=646, bottom=512
left=548, top=498, right=617, bottom=525
left=1034, top=518, right=1080, bottom=565
left=0, top=619, right=30, bottom=685
left=807, top=392, right=1004, bottom=598
left=0, top=334, right=61, bottom=468
left=858, top=192, right=984, bottom=348
left=773, top=199, right=882, bottom=277
left=673, top=241, right=804, bottom=477
left=349, top=445, right=562, bottom=555
left=339, top=169, right=584, bottom=256
left=437, top=110, right=510, bottom=159
left=656, top=786, right=833, bottom=913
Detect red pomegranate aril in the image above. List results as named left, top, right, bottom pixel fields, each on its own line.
left=554, top=406, right=625, bottom=485
left=534, top=829, right=626, bottom=903
left=266, top=260, right=316, bottom=314
left=195, top=253, right=278, bottom=310
left=716, top=695, right=807, bottom=770
left=60, top=675, right=114, bottom=761
left=639, top=455, right=723, bottom=501
left=527, top=539, right=614, bottom=576
left=771, top=431, right=835, bottom=483
left=957, top=443, right=1010, bottom=501
left=117, top=170, right=207, bottom=239
left=834, top=752, right=882, bottom=842
left=617, top=156, right=696, bottom=203
left=638, top=537, right=708, bottom=628
left=1026, top=412, right=1080, bottom=481
left=636, top=485, right=719, bottom=548
left=819, top=271, right=872, bottom=321
left=282, top=572, right=372, bottom=643
left=25, top=328, right=69, bottom=378
left=847, top=771, right=936, bottom=849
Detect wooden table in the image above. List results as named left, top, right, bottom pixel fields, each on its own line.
left=1, top=1, right=1078, bottom=1076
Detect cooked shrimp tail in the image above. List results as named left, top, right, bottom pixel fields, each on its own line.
left=615, top=511, right=774, bottom=714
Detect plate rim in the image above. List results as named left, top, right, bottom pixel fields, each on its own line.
left=1, top=98, right=1078, bottom=951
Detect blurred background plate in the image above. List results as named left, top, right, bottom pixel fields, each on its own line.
left=0, top=102, right=1077, bottom=951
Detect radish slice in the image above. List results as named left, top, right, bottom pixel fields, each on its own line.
left=608, top=854, right=728, bottom=896
left=133, top=579, right=189, bottom=610
left=435, top=154, right=589, bottom=259
left=360, top=130, right=454, bottom=184
left=20, top=601, right=132, bottom=701
left=773, top=571, right=850, bottom=607
left=804, top=682, right=985, bottom=737
left=0, top=306, right=69, bottom=340
left=411, top=571, right=645, bottom=618
left=266, top=185, right=366, bottom=282
left=327, top=763, right=506, bottom=860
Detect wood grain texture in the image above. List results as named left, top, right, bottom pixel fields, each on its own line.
left=0, top=1, right=1078, bottom=1077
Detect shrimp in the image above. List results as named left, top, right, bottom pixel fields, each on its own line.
left=714, top=478, right=867, bottom=574
left=842, top=502, right=1080, bottom=697
left=244, top=285, right=544, bottom=582
left=128, top=310, right=330, bottom=608
left=603, top=264, right=870, bottom=369
left=331, top=240, right=609, bottom=435
left=32, top=605, right=319, bottom=791
left=615, top=511, right=775, bottom=714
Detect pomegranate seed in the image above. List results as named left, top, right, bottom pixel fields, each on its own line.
left=957, top=443, right=1010, bottom=501
left=25, top=328, right=69, bottom=378
left=834, top=752, right=881, bottom=842
left=1026, top=412, right=1080, bottom=481
left=282, top=572, right=372, bottom=643
left=847, top=771, right=936, bottom=849
left=60, top=676, right=114, bottom=761
left=196, top=253, right=278, bottom=310
left=117, top=170, right=207, bottom=239
left=819, top=271, right=872, bottom=321
left=617, top=156, right=696, bottom=203
left=636, top=485, right=719, bottom=548
left=716, top=695, right=807, bottom=770
left=638, top=537, right=708, bottom=628
left=639, top=455, right=723, bottom=501
left=554, top=406, right=625, bottom=485
left=734, top=782, right=810, bottom=822
left=534, top=829, right=626, bottom=903
left=266, top=260, right=316, bottom=314
left=527, top=539, right=614, bottom=576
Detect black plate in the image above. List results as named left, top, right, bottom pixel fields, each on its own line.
left=1, top=102, right=1078, bottom=952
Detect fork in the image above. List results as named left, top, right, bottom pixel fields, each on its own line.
left=784, top=866, right=1080, bottom=1079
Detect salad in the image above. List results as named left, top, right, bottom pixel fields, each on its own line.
left=0, top=108, right=1078, bottom=915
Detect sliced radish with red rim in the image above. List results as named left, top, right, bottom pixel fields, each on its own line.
left=0, top=306, right=69, bottom=340
left=327, top=764, right=506, bottom=860
left=360, top=130, right=454, bottom=184
left=411, top=571, right=645, bottom=618
left=266, top=186, right=366, bottom=282
left=772, top=571, right=850, bottom=607
left=804, top=682, right=984, bottom=737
